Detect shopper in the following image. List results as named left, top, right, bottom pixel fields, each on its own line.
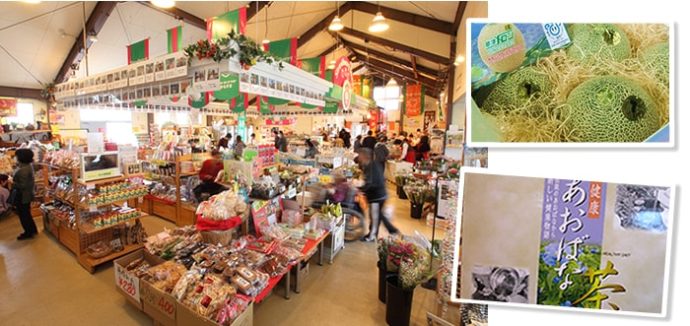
left=374, top=135, right=389, bottom=173
left=217, top=133, right=231, bottom=149
left=353, top=135, right=363, bottom=153
left=233, top=135, right=246, bottom=159
left=12, top=148, right=38, bottom=240
left=248, top=133, right=256, bottom=146
left=277, top=131, right=288, bottom=152
left=416, top=135, right=431, bottom=161
left=403, top=134, right=416, bottom=163
left=273, top=130, right=280, bottom=149
left=0, top=174, right=10, bottom=216
left=358, top=148, right=400, bottom=242
left=362, top=130, right=377, bottom=150
left=339, top=128, right=351, bottom=149
left=194, top=151, right=227, bottom=202
left=305, top=139, right=319, bottom=158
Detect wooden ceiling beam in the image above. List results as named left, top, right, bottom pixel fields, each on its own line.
left=298, top=2, right=352, bottom=48
left=350, top=2, right=453, bottom=35
left=246, top=1, right=271, bottom=21
left=138, top=1, right=205, bottom=29
left=340, top=39, right=441, bottom=78
left=411, top=55, right=418, bottom=79
left=338, top=27, right=450, bottom=64
left=452, top=2, right=468, bottom=35
left=356, top=54, right=438, bottom=90
left=0, top=86, right=43, bottom=100
left=54, top=1, right=117, bottom=83
left=317, top=43, right=340, bottom=58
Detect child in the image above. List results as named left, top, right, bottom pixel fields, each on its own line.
left=0, top=174, right=10, bottom=215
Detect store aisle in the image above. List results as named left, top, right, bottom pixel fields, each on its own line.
left=0, top=185, right=446, bottom=325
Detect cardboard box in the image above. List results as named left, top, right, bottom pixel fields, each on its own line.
left=141, top=280, right=177, bottom=326
left=177, top=302, right=253, bottom=326
left=113, top=249, right=164, bottom=310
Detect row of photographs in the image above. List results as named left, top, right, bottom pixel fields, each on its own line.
left=54, top=53, right=189, bottom=99
left=450, top=168, right=674, bottom=318
left=59, top=80, right=191, bottom=108
left=466, top=21, right=672, bottom=146
left=239, top=71, right=324, bottom=101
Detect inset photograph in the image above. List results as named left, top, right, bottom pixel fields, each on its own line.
left=467, top=21, right=671, bottom=146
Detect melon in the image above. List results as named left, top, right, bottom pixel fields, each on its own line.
left=639, top=42, right=669, bottom=86
left=481, top=66, right=552, bottom=114
left=477, top=24, right=526, bottom=73
left=565, top=76, right=660, bottom=142
left=566, top=24, right=631, bottom=62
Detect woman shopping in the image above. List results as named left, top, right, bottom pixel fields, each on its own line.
left=12, top=148, right=38, bottom=240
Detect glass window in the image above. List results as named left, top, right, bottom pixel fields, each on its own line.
left=80, top=108, right=131, bottom=122
left=106, top=122, right=137, bottom=145
left=373, top=85, right=401, bottom=111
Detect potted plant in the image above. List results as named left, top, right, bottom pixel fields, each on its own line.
left=403, top=181, right=433, bottom=219
left=395, top=174, right=409, bottom=199
left=376, top=237, right=392, bottom=303
left=385, top=243, right=435, bottom=326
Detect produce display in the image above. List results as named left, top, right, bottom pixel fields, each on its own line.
left=196, top=190, right=248, bottom=221
left=146, top=180, right=177, bottom=202
left=471, top=23, right=670, bottom=143
left=83, top=207, right=141, bottom=229
left=43, top=149, right=81, bottom=169
left=84, top=181, right=148, bottom=206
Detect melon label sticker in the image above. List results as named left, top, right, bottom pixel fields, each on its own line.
left=484, top=28, right=516, bottom=55
left=542, top=23, right=571, bottom=50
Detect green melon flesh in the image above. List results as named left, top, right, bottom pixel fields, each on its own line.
left=481, top=66, right=552, bottom=114
left=566, top=24, right=631, bottom=62
left=565, top=76, right=659, bottom=142
left=640, top=42, right=669, bottom=86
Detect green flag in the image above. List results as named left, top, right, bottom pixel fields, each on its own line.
left=127, top=39, right=149, bottom=64
left=207, top=8, right=247, bottom=41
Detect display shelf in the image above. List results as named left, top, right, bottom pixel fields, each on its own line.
left=79, top=213, right=147, bottom=234
left=144, top=194, right=177, bottom=205
left=80, top=193, right=147, bottom=210
left=76, top=175, right=127, bottom=186
left=53, top=195, right=76, bottom=207
left=79, top=243, right=144, bottom=272
left=179, top=171, right=198, bottom=177
left=254, top=266, right=292, bottom=303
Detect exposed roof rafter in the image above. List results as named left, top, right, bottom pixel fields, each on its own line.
left=137, top=1, right=205, bottom=29
left=338, top=27, right=450, bottom=64
left=350, top=2, right=454, bottom=35
left=341, top=38, right=441, bottom=79
left=0, top=86, right=43, bottom=100
left=54, top=1, right=117, bottom=83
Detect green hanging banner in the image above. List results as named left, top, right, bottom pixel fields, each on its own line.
left=268, top=97, right=290, bottom=106
left=231, top=93, right=248, bottom=113
left=207, top=8, right=247, bottom=41
left=214, top=73, right=240, bottom=100
left=263, top=38, right=298, bottom=65
left=323, top=102, right=338, bottom=113
left=299, top=56, right=326, bottom=78
left=259, top=96, right=273, bottom=114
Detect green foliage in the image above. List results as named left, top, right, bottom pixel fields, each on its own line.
left=537, top=242, right=602, bottom=308
left=183, top=30, right=284, bottom=70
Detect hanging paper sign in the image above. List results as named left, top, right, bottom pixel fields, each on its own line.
left=424, top=110, right=437, bottom=131
left=144, top=62, right=155, bottom=83
left=405, top=84, right=423, bottom=117
left=238, top=70, right=325, bottom=107
left=213, top=72, right=240, bottom=100
left=230, top=93, right=248, bottom=113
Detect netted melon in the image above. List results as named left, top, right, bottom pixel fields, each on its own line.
left=481, top=66, right=552, bottom=114
left=566, top=24, right=631, bottom=62
left=478, top=24, right=526, bottom=73
left=565, top=76, right=659, bottom=142
left=640, top=42, right=669, bottom=86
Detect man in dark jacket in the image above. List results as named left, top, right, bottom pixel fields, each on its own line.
left=362, top=130, right=377, bottom=150
left=373, top=135, right=389, bottom=172
left=277, top=131, right=288, bottom=152
left=358, top=148, right=400, bottom=242
left=217, top=133, right=231, bottom=149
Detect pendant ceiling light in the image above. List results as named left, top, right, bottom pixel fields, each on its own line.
left=453, top=54, right=465, bottom=66
left=329, top=2, right=344, bottom=32
left=151, top=0, right=175, bottom=9
left=368, top=3, right=389, bottom=33
left=328, top=59, right=336, bottom=70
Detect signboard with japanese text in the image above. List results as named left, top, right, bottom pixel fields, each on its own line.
left=453, top=170, right=674, bottom=317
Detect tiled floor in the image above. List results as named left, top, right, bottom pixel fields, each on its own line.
left=0, top=186, right=448, bottom=325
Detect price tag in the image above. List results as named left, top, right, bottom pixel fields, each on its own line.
left=89, top=204, right=97, bottom=212
left=86, top=184, right=95, bottom=190
left=115, top=263, right=140, bottom=303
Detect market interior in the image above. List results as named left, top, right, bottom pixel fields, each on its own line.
left=0, top=1, right=488, bottom=326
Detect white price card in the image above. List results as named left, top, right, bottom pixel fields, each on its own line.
left=115, top=263, right=140, bottom=303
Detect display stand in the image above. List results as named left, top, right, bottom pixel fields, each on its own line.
left=41, top=163, right=147, bottom=273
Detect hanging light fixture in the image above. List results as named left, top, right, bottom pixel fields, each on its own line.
left=328, top=1, right=344, bottom=31
left=88, top=34, right=98, bottom=43
left=453, top=54, right=465, bottom=66
left=368, top=3, right=389, bottom=33
left=262, top=5, right=270, bottom=45
left=151, top=0, right=175, bottom=9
